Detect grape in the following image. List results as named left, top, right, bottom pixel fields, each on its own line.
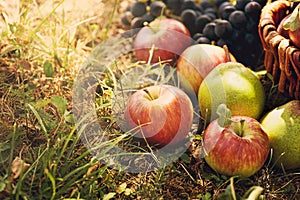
left=214, top=19, right=233, bottom=39
left=182, top=0, right=196, bottom=10
left=180, top=9, right=197, bottom=33
left=230, top=28, right=243, bottom=41
left=203, top=22, right=218, bottom=40
left=244, top=33, right=255, bottom=44
left=218, top=2, right=232, bottom=10
left=193, top=33, right=204, bottom=40
left=204, top=8, right=217, bottom=20
left=195, top=4, right=204, bottom=13
left=216, top=38, right=227, bottom=47
left=195, top=10, right=203, bottom=16
left=246, top=18, right=257, bottom=32
left=166, top=0, right=182, bottom=15
left=121, top=11, right=133, bottom=26
left=244, top=1, right=261, bottom=20
left=196, top=15, right=212, bottom=33
left=131, top=1, right=147, bottom=17
left=206, top=12, right=217, bottom=20
left=253, top=0, right=267, bottom=7
left=204, top=8, right=217, bottom=14
left=228, top=10, right=247, bottom=28
left=150, top=1, right=166, bottom=17
left=196, top=36, right=211, bottom=44
left=215, top=0, right=229, bottom=8
left=200, top=0, right=214, bottom=10
left=220, top=5, right=236, bottom=20
left=142, top=13, right=155, bottom=23
left=131, top=17, right=144, bottom=28
left=235, top=0, right=251, bottom=10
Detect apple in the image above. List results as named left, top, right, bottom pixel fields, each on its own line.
left=288, top=27, right=300, bottom=48
left=133, top=17, right=192, bottom=64
left=283, top=5, right=300, bottom=48
left=198, top=62, right=265, bottom=122
left=261, top=100, right=300, bottom=170
left=176, top=44, right=236, bottom=96
left=277, top=14, right=290, bottom=38
left=124, top=84, right=193, bottom=146
left=203, top=114, right=270, bottom=177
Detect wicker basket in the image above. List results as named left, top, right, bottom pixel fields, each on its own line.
left=258, top=0, right=300, bottom=99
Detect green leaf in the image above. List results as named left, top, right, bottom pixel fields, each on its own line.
left=64, top=111, right=75, bottom=123
left=103, top=192, right=116, bottom=200
left=28, top=104, right=48, bottom=136
left=116, top=182, right=127, bottom=194
left=51, top=96, right=67, bottom=114
left=43, top=61, right=54, bottom=77
left=0, top=181, right=6, bottom=192
left=243, top=186, right=264, bottom=200
left=216, top=104, right=232, bottom=127
left=198, top=192, right=212, bottom=200
left=283, top=4, right=300, bottom=31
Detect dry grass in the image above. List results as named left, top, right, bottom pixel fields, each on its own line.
left=0, top=0, right=299, bottom=199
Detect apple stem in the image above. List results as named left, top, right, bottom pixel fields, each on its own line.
left=238, top=119, right=245, bottom=137
left=143, top=89, right=154, bottom=100
left=223, top=45, right=231, bottom=62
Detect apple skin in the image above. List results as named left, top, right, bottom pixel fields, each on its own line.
left=176, top=44, right=236, bottom=95
left=277, top=14, right=290, bottom=38
left=203, top=116, right=270, bottom=177
left=288, top=27, right=300, bottom=48
left=124, top=84, right=193, bottom=146
left=133, top=18, right=192, bottom=64
left=261, top=100, right=300, bottom=170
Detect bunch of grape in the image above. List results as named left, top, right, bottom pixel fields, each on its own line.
left=121, top=1, right=167, bottom=29
left=121, top=0, right=267, bottom=68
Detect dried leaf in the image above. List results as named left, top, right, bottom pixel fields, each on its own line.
left=103, top=192, right=116, bottom=200
left=116, top=182, right=127, bottom=194
left=11, top=157, right=30, bottom=180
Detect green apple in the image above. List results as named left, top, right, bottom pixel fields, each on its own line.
left=261, top=100, right=300, bottom=170
left=198, top=62, right=265, bottom=122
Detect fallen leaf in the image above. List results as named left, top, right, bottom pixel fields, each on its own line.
left=11, top=157, right=30, bottom=180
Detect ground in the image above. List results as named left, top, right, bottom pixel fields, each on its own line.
left=0, top=0, right=299, bottom=199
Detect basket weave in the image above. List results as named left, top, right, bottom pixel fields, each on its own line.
left=258, top=0, right=300, bottom=99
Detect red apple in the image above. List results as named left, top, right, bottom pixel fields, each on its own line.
left=203, top=115, right=270, bottom=177
left=288, top=27, right=300, bottom=48
left=277, top=14, right=290, bottom=38
left=133, top=18, right=192, bottom=64
left=176, top=44, right=236, bottom=95
left=124, top=84, right=193, bottom=146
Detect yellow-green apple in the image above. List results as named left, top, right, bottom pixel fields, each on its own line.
left=198, top=62, right=265, bottom=122
left=261, top=100, right=300, bottom=170
left=203, top=114, right=270, bottom=177
left=133, top=18, right=192, bottom=64
left=283, top=4, right=300, bottom=48
left=176, top=44, right=236, bottom=96
left=124, top=84, right=193, bottom=146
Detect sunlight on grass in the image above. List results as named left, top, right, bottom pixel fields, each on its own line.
left=0, top=0, right=299, bottom=199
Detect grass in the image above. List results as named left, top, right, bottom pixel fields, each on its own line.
left=0, top=0, right=299, bottom=199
